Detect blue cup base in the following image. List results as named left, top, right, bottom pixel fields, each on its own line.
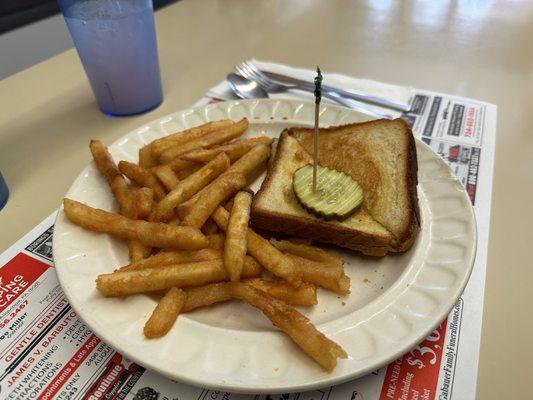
left=0, top=188, right=9, bottom=211
left=100, top=98, right=163, bottom=118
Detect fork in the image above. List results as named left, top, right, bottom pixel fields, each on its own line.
left=236, top=61, right=393, bottom=119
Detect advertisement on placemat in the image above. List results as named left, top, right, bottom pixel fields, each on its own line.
left=403, top=91, right=486, bottom=205
left=403, top=91, right=485, bottom=148
left=420, top=139, right=480, bottom=204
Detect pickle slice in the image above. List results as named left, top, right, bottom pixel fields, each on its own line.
left=293, top=164, right=363, bottom=221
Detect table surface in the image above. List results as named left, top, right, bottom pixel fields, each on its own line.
left=1, top=0, right=531, bottom=398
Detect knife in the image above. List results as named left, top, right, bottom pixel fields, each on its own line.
left=262, top=70, right=411, bottom=113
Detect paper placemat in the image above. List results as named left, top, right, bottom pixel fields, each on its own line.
left=0, top=62, right=496, bottom=400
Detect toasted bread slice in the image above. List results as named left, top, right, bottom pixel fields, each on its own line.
left=251, top=119, right=420, bottom=256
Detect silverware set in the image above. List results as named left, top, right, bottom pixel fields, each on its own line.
left=226, top=61, right=411, bottom=119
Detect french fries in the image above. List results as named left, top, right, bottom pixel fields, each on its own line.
left=117, top=248, right=221, bottom=272
left=118, top=161, right=166, bottom=201
left=226, top=143, right=271, bottom=180
left=183, top=282, right=234, bottom=312
left=90, top=140, right=148, bottom=263
left=224, top=197, right=235, bottom=212
left=207, top=233, right=225, bottom=250
left=182, top=278, right=317, bottom=311
left=139, top=144, right=157, bottom=168
left=231, top=283, right=347, bottom=371
left=181, top=136, right=273, bottom=163
left=157, top=157, right=196, bottom=174
left=224, top=191, right=252, bottom=281
left=63, top=199, right=208, bottom=249
left=159, top=118, right=249, bottom=163
left=69, top=120, right=355, bottom=372
left=154, top=153, right=230, bottom=221
left=270, top=239, right=343, bottom=268
left=129, top=241, right=152, bottom=263
left=287, top=254, right=351, bottom=295
left=129, top=184, right=153, bottom=261
left=176, top=144, right=270, bottom=219
left=96, top=258, right=262, bottom=297
left=246, top=279, right=317, bottom=306
left=216, top=136, right=273, bottom=159
left=144, top=287, right=186, bottom=339
left=175, top=164, right=203, bottom=180
left=151, top=120, right=234, bottom=158
left=245, top=229, right=304, bottom=288
left=152, top=164, right=181, bottom=190
left=180, top=148, right=224, bottom=164
left=181, top=172, right=246, bottom=229
left=211, top=206, right=303, bottom=287
left=134, top=187, right=154, bottom=220
left=201, top=218, right=219, bottom=235
left=90, top=140, right=136, bottom=218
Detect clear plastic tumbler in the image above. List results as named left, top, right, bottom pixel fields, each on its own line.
left=57, top=0, right=163, bottom=116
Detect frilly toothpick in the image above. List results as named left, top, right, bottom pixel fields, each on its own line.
left=313, top=66, right=322, bottom=192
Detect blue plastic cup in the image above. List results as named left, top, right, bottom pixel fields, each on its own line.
left=57, top=0, right=163, bottom=116
left=0, top=172, right=8, bottom=211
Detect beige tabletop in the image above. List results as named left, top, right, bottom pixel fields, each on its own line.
left=0, top=0, right=531, bottom=398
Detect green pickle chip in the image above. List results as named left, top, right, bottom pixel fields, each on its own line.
left=293, top=164, right=363, bottom=221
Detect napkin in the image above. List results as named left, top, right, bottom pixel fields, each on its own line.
left=206, top=59, right=412, bottom=118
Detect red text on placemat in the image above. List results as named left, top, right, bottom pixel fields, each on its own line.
left=379, top=321, right=447, bottom=400
left=37, top=334, right=101, bottom=400
left=1, top=253, right=49, bottom=312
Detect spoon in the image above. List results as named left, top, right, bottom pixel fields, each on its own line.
left=226, top=73, right=269, bottom=99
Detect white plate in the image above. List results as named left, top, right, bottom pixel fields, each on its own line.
left=53, top=99, right=476, bottom=393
